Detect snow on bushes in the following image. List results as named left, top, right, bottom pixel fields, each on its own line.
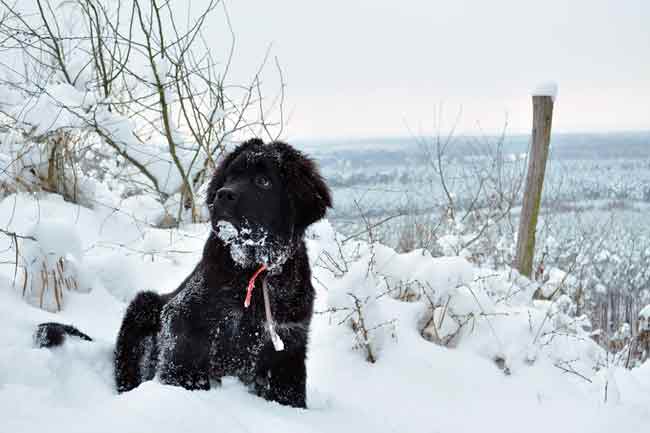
left=0, top=194, right=645, bottom=432
left=308, top=220, right=605, bottom=377
left=3, top=197, right=608, bottom=379
left=119, top=194, right=168, bottom=227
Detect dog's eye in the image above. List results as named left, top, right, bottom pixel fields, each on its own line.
left=255, top=175, right=272, bottom=190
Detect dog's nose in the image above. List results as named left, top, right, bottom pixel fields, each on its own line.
left=216, top=187, right=239, bottom=205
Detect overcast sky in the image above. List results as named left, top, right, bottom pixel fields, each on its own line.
left=218, top=0, right=649, bottom=139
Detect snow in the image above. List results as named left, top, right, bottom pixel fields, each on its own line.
left=118, top=195, right=167, bottom=226
left=23, top=220, right=84, bottom=264
left=21, top=219, right=86, bottom=311
left=639, top=304, right=650, bottom=319
left=11, top=83, right=96, bottom=134
left=1, top=193, right=650, bottom=433
left=532, top=81, right=559, bottom=102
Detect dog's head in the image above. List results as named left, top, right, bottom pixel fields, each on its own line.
left=206, top=138, right=331, bottom=269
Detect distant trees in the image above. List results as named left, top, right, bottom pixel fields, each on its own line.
left=541, top=216, right=650, bottom=342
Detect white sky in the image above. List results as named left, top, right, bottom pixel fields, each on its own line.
left=217, top=0, right=649, bottom=139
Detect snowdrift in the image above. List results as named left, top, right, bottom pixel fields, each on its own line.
left=1, top=193, right=649, bottom=433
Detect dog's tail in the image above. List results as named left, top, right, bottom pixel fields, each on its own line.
left=34, top=322, right=93, bottom=348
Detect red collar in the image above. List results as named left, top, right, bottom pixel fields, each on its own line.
left=244, top=264, right=267, bottom=308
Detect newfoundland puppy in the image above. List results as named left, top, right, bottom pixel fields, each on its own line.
left=35, top=138, right=332, bottom=408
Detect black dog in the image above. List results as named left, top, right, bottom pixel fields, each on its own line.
left=35, top=139, right=331, bottom=408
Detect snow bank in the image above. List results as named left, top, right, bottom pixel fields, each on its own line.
left=0, top=195, right=649, bottom=433
left=308, top=221, right=604, bottom=376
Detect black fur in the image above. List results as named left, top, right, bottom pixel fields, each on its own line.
left=35, top=139, right=331, bottom=408
left=34, top=322, right=92, bottom=348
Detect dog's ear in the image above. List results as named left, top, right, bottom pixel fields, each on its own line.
left=206, top=138, right=264, bottom=206
left=280, top=144, right=332, bottom=231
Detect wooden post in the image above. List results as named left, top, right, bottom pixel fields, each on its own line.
left=515, top=94, right=554, bottom=278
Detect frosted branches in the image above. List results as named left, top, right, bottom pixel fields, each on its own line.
left=0, top=0, right=284, bottom=224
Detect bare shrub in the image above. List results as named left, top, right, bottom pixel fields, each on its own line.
left=0, top=0, right=283, bottom=223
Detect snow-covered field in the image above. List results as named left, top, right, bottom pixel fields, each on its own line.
left=1, top=192, right=650, bottom=433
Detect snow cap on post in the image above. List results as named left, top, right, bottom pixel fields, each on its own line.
left=532, top=81, right=558, bottom=102
left=639, top=305, right=650, bottom=333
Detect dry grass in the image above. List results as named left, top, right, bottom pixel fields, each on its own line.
left=23, top=257, right=78, bottom=312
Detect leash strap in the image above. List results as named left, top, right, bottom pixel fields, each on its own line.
left=263, top=278, right=285, bottom=352
left=243, top=263, right=284, bottom=351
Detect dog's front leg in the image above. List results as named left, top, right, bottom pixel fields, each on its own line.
left=265, top=347, right=308, bottom=408
left=157, top=336, right=211, bottom=390
left=157, top=308, right=211, bottom=391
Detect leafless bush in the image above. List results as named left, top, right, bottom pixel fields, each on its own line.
left=393, top=114, right=524, bottom=267
left=0, top=0, right=283, bottom=223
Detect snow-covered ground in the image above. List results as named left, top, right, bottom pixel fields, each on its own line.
left=1, top=193, right=650, bottom=433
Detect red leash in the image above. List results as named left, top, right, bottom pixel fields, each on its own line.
left=244, top=264, right=267, bottom=308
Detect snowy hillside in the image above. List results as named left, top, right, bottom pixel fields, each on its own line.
left=1, top=193, right=650, bottom=433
